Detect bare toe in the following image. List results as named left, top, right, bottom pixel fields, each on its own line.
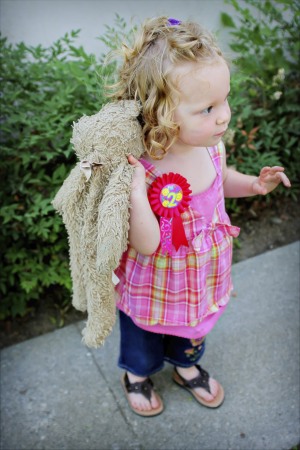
left=122, top=373, right=164, bottom=416
left=173, top=365, right=224, bottom=408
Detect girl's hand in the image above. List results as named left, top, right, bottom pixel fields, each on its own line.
left=127, top=154, right=147, bottom=195
left=127, top=154, right=160, bottom=254
left=252, top=166, right=291, bottom=195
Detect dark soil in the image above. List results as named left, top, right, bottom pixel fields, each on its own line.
left=230, top=196, right=300, bottom=263
left=1, top=197, right=299, bottom=350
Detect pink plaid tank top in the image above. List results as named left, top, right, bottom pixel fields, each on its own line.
left=115, top=143, right=240, bottom=331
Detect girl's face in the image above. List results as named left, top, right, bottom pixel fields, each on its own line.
left=171, top=57, right=231, bottom=150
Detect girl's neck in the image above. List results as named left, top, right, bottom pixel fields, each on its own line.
left=167, top=141, right=204, bottom=156
left=143, top=145, right=206, bottom=163
left=143, top=146, right=217, bottom=196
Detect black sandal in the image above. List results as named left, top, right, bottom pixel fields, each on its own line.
left=121, top=373, right=164, bottom=417
left=173, top=364, right=224, bottom=408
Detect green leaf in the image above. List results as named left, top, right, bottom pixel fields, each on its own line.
left=220, top=12, right=236, bottom=28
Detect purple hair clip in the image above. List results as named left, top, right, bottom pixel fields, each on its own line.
left=168, top=18, right=182, bottom=26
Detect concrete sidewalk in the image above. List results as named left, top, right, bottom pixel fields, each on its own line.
left=1, top=242, right=299, bottom=450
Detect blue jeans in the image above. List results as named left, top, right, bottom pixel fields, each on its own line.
left=118, top=310, right=206, bottom=377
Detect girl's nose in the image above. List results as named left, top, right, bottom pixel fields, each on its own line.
left=216, top=103, right=231, bottom=125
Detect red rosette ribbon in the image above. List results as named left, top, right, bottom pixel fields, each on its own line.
left=148, top=172, right=192, bottom=255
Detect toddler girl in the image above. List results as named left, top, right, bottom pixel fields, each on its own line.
left=112, top=17, right=291, bottom=416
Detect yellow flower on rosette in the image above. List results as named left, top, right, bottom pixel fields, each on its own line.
left=176, top=192, right=183, bottom=201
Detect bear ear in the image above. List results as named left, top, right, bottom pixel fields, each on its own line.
left=100, top=99, right=141, bottom=121
left=121, top=99, right=142, bottom=118
left=70, top=113, right=99, bottom=159
left=70, top=100, right=143, bottom=160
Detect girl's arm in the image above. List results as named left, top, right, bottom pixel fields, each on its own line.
left=221, top=149, right=291, bottom=198
left=127, top=154, right=160, bottom=254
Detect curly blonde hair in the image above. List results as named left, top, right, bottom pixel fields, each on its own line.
left=110, top=16, right=225, bottom=159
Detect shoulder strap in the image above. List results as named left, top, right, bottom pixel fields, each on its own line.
left=207, top=142, right=225, bottom=175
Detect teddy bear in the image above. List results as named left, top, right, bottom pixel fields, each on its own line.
left=52, top=100, right=144, bottom=348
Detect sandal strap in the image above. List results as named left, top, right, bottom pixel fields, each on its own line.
left=176, top=364, right=211, bottom=394
left=124, top=373, right=154, bottom=402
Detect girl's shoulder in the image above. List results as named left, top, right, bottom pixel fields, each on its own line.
left=208, top=141, right=226, bottom=160
left=139, top=157, right=158, bottom=186
left=140, top=142, right=226, bottom=185
left=206, top=142, right=226, bottom=176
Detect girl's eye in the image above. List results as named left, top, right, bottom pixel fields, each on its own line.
left=201, top=106, right=213, bottom=115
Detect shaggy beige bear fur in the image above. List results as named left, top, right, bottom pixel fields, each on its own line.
left=52, top=100, right=144, bottom=348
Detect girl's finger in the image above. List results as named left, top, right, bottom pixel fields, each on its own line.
left=276, top=172, right=291, bottom=187
left=127, top=154, right=142, bottom=168
left=260, top=166, right=271, bottom=175
left=269, top=166, right=285, bottom=174
left=127, top=154, right=137, bottom=163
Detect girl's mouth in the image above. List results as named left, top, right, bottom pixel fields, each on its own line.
left=214, top=130, right=227, bottom=137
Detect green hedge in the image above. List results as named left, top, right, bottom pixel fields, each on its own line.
left=0, top=23, right=121, bottom=319
left=0, top=6, right=299, bottom=320
left=221, top=0, right=300, bottom=212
